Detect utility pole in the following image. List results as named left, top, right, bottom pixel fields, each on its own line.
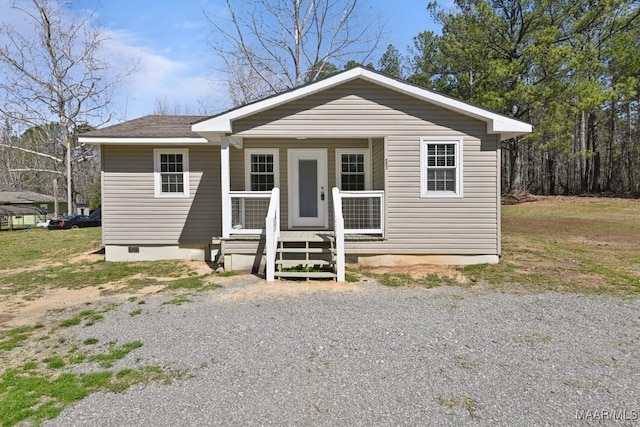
left=53, top=178, right=59, bottom=218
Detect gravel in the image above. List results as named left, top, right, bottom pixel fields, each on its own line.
left=44, top=278, right=640, bottom=426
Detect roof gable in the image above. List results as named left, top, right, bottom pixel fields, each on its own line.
left=193, top=67, right=532, bottom=141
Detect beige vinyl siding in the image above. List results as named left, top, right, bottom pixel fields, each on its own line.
left=230, top=138, right=369, bottom=229
left=372, top=138, right=385, bottom=191
left=233, top=80, right=488, bottom=140
left=233, top=79, right=501, bottom=255
left=102, top=145, right=221, bottom=245
left=346, top=134, right=500, bottom=255
left=224, top=239, right=263, bottom=254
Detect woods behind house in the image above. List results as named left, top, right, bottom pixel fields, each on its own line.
left=1, top=0, right=638, bottom=205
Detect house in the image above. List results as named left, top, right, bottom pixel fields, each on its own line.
left=0, top=191, right=67, bottom=216
left=79, top=67, right=532, bottom=281
left=0, top=191, right=67, bottom=230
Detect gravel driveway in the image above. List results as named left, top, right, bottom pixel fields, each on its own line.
left=45, top=278, right=640, bottom=426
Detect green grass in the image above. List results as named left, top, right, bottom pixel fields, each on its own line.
left=164, top=276, right=221, bottom=291
left=0, top=228, right=217, bottom=426
left=59, top=309, right=105, bottom=328
left=460, top=197, right=640, bottom=295
left=0, top=322, right=184, bottom=427
left=354, top=197, right=639, bottom=295
left=43, top=356, right=66, bottom=369
left=1, top=260, right=192, bottom=297
left=344, top=269, right=361, bottom=283
left=0, top=228, right=102, bottom=271
left=0, top=364, right=181, bottom=426
left=437, top=395, right=481, bottom=420
left=0, top=325, right=44, bottom=352
left=162, top=296, right=192, bottom=306
left=371, top=272, right=458, bottom=288
left=89, top=341, right=143, bottom=368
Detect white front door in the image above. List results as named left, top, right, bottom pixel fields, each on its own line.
left=288, top=149, right=328, bottom=228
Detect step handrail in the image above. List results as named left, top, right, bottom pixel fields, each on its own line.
left=332, top=187, right=346, bottom=281
left=265, top=187, right=280, bottom=281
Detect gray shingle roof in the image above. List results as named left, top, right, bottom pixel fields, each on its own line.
left=0, top=205, right=48, bottom=216
left=0, top=191, right=63, bottom=203
left=81, top=115, right=209, bottom=138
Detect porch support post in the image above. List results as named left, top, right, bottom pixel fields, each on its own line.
left=221, top=136, right=231, bottom=239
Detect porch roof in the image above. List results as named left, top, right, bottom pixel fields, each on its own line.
left=193, top=67, right=532, bottom=141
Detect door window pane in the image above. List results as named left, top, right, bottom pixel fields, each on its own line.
left=299, top=159, right=317, bottom=217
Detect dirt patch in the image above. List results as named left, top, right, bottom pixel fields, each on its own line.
left=2, top=287, right=104, bottom=328
left=360, top=264, right=469, bottom=284
left=68, top=252, right=104, bottom=264
left=502, top=192, right=538, bottom=205
left=217, top=280, right=361, bottom=302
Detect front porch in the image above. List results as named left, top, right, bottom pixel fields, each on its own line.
left=218, top=136, right=386, bottom=281
left=222, top=187, right=385, bottom=281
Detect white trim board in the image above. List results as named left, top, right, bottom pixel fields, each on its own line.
left=287, top=149, right=328, bottom=229
left=335, top=148, right=372, bottom=191
left=80, top=137, right=210, bottom=145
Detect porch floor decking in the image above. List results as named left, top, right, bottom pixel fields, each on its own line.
left=227, top=231, right=383, bottom=241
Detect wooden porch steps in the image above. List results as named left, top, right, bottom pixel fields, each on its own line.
left=273, top=234, right=337, bottom=280
left=274, top=271, right=337, bottom=279
left=276, top=259, right=333, bottom=267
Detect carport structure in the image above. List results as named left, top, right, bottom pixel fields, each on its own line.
left=0, top=205, right=46, bottom=231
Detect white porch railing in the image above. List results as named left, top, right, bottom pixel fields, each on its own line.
left=332, top=187, right=346, bottom=282
left=265, top=188, right=280, bottom=282
left=338, top=190, right=385, bottom=234
left=228, top=191, right=272, bottom=235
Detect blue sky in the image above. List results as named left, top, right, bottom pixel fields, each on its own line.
left=4, top=0, right=444, bottom=122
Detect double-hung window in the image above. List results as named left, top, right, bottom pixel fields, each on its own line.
left=420, top=138, right=462, bottom=197
left=245, top=149, right=279, bottom=191
left=335, top=149, right=370, bottom=191
left=154, top=148, right=189, bottom=198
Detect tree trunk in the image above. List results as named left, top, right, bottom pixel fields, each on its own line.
left=546, top=150, right=556, bottom=195
left=605, top=100, right=615, bottom=191
left=508, top=141, right=522, bottom=193
left=588, top=111, right=600, bottom=192
left=579, top=110, right=587, bottom=192
left=53, top=178, right=59, bottom=218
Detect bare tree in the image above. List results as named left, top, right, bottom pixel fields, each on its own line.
left=207, top=0, right=383, bottom=105
left=0, top=0, right=132, bottom=214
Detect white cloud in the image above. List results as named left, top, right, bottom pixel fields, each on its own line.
left=99, top=29, right=229, bottom=120
left=0, top=2, right=227, bottom=124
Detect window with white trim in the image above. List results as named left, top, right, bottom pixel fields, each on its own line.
left=245, top=149, right=279, bottom=191
left=154, top=148, right=189, bottom=198
left=335, top=149, right=370, bottom=191
left=420, top=139, right=462, bottom=197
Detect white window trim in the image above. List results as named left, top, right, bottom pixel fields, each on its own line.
left=154, top=148, right=190, bottom=198
left=420, top=138, right=463, bottom=198
left=244, top=148, right=280, bottom=191
left=335, top=148, right=372, bottom=191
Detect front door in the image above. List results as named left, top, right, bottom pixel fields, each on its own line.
left=288, top=149, right=328, bottom=228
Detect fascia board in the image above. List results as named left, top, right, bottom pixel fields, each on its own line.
left=79, top=137, right=211, bottom=145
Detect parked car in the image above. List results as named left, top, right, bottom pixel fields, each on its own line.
left=48, top=210, right=101, bottom=230
left=36, top=220, right=50, bottom=228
